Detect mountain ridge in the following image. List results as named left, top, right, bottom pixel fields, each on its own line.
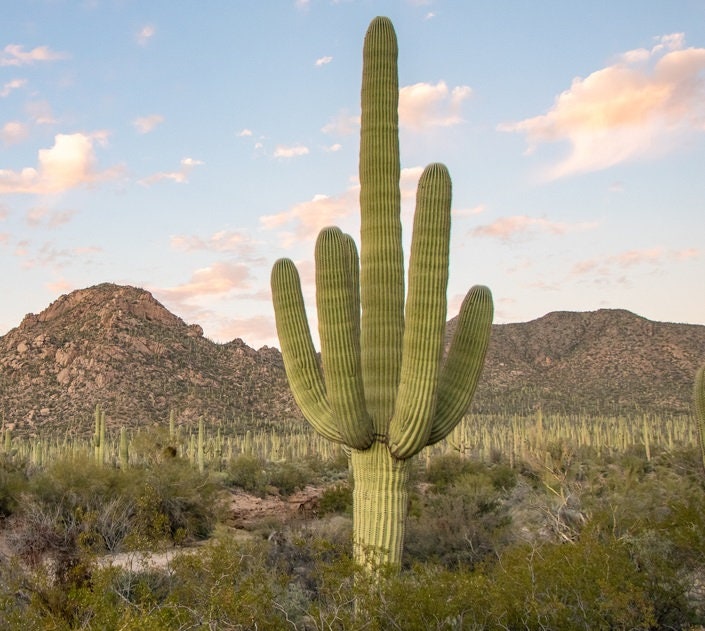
left=0, top=283, right=703, bottom=436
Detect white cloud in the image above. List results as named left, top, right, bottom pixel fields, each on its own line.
left=133, top=114, right=164, bottom=134
left=136, top=25, right=156, bottom=46
left=1, top=121, right=28, bottom=145
left=139, top=157, right=203, bottom=186
left=399, top=81, right=472, bottom=130
left=499, top=33, right=705, bottom=178
left=273, top=144, right=309, bottom=158
left=315, top=55, right=333, bottom=67
left=238, top=128, right=253, bottom=137
left=0, top=132, right=120, bottom=194
left=0, top=44, right=68, bottom=66
left=1, top=78, right=27, bottom=97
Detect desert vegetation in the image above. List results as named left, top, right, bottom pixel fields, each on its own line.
left=0, top=410, right=704, bottom=628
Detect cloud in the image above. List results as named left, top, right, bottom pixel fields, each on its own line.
left=25, top=206, right=77, bottom=228
left=1, top=121, right=28, bottom=145
left=499, top=33, right=705, bottom=178
left=1, top=78, right=27, bottom=97
left=136, top=25, right=156, bottom=46
left=238, top=128, right=253, bottom=137
left=325, top=143, right=342, bottom=152
left=315, top=55, right=333, bottom=67
left=139, top=157, right=204, bottom=186
left=20, top=242, right=101, bottom=270
left=469, top=215, right=598, bottom=242
left=26, top=101, right=57, bottom=125
left=0, top=132, right=120, bottom=194
left=321, top=110, right=360, bottom=136
left=158, top=261, right=254, bottom=302
left=261, top=186, right=358, bottom=246
left=399, top=81, right=472, bottom=130
left=0, top=44, right=68, bottom=66
left=170, top=230, right=263, bottom=260
left=571, top=246, right=699, bottom=277
left=133, top=114, right=164, bottom=134
left=294, top=0, right=311, bottom=10
left=212, top=314, right=278, bottom=348
left=273, top=144, right=309, bottom=158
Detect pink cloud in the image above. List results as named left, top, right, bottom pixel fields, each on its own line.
left=399, top=81, right=472, bottom=130
left=499, top=33, right=705, bottom=178
left=0, top=132, right=121, bottom=194
left=571, top=247, right=700, bottom=277
left=1, top=121, right=28, bottom=145
left=133, top=114, right=164, bottom=134
left=0, top=44, right=68, bottom=66
left=139, top=157, right=203, bottom=186
left=159, top=261, right=253, bottom=302
left=470, top=215, right=598, bottom=241
left=170, top=230, right=262, bottom=260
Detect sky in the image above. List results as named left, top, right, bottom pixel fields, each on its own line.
left=1, top=0, right=704, bottom=349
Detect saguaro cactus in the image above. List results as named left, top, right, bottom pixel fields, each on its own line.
left=271, top=16, right=493, bottom=569
left=695, top=363, right=705, bottom=471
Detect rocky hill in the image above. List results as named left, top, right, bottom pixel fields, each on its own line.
left=0, top=283, right=703, bottom=437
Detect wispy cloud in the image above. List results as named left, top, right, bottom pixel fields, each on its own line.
left=238, top=128, right=253, bottom=137
left=170, top=230, right=263, bottom=261
left=470, top=215, right=598, bottom=242
left=25, top=206, right=77, bottom=228
left=133, top=114, right=164, bottom=134
left=1, top=78, right=27, bottom=97
left=321, top=110, right=359, bottom=136
left=157, top=261, right=254, bottom=302
left=139, top=157, right=204, bottom=186
left=399, top=81, right=472, bottom=130
left=136, top=25, right=156, bottom=46
left=273, top=144, right=309, bottom=158
left=0, top=132, right=121, bottom=194
left=1, top=121, right=28, bottom=145
left=315, top=55, right=333, bottom=67
left=499, top=33, right=705, bottom=178
left=0, top=44, right=69, bottom=66
left=571, top=246, right=699, bottom=277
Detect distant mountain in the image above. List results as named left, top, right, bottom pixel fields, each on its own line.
left=0, top=284, right=702, bottom=437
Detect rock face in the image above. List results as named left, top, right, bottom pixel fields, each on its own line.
left=0, top=283, right=296, bottom=435
left=0, top=283, right=703, bottom=437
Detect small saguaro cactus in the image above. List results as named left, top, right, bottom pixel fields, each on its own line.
left=695, top=363, right=705, bottom=471
left=271, top=16, right=493, bottom=569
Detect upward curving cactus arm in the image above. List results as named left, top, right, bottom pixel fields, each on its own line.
left=271, top=259, right=341, bottom=444
left=315, top=227, right=373, bottom=449
left=428, top=285, right=494, bottom=446
left=388, top=163, right=452, bottom=459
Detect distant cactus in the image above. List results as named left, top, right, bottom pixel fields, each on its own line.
left=271, top=16, right=492, bottom=569
left=695, top=363, right=705, bottom=471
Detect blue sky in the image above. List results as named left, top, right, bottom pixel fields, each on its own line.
left=1, top=1, right=704, bottom=349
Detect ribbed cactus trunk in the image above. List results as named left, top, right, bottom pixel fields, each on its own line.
left=271, top=16, right=493, bottom=570
left=695, top=364, right=705, bottom=472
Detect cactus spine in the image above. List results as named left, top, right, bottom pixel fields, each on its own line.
left=271, top=16, right=493, bottom=569
left=695, top=363, right=705, bottom=471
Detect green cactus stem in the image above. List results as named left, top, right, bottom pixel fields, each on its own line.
left=695, top=363, right=705, bottom=472
left=119, top=426, right=129, bottom=470
left=271, top=16, right=493, bottom=570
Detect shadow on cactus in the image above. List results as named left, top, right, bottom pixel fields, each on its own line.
left=271, top=16, right=493, bottom=570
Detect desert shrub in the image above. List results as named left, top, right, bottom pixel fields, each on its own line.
left=267, top=460, right=315, bottom=496
left=405, top=463, right=513, bottom=569
left=318, top=482, right=353, bottom=516
left=0, top=453, right=29, bottom=518
left=225, top=454, right=268, bottom=495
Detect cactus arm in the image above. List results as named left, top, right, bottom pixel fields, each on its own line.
left=695, top=363, right=705, bottom=471
left=426, top=285, right=493, bottom=446
left=315, top=227, right=374, bottom=449
left=389, top=163, right=452, bottom=458
left=271, top=258, right=342, bottom=443
left=359, top=16, right=404, bottom=431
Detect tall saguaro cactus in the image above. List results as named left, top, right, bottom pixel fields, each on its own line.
left=271, top=16, right=493, bottom=569
left=695, top=363, right=705, bottom=472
